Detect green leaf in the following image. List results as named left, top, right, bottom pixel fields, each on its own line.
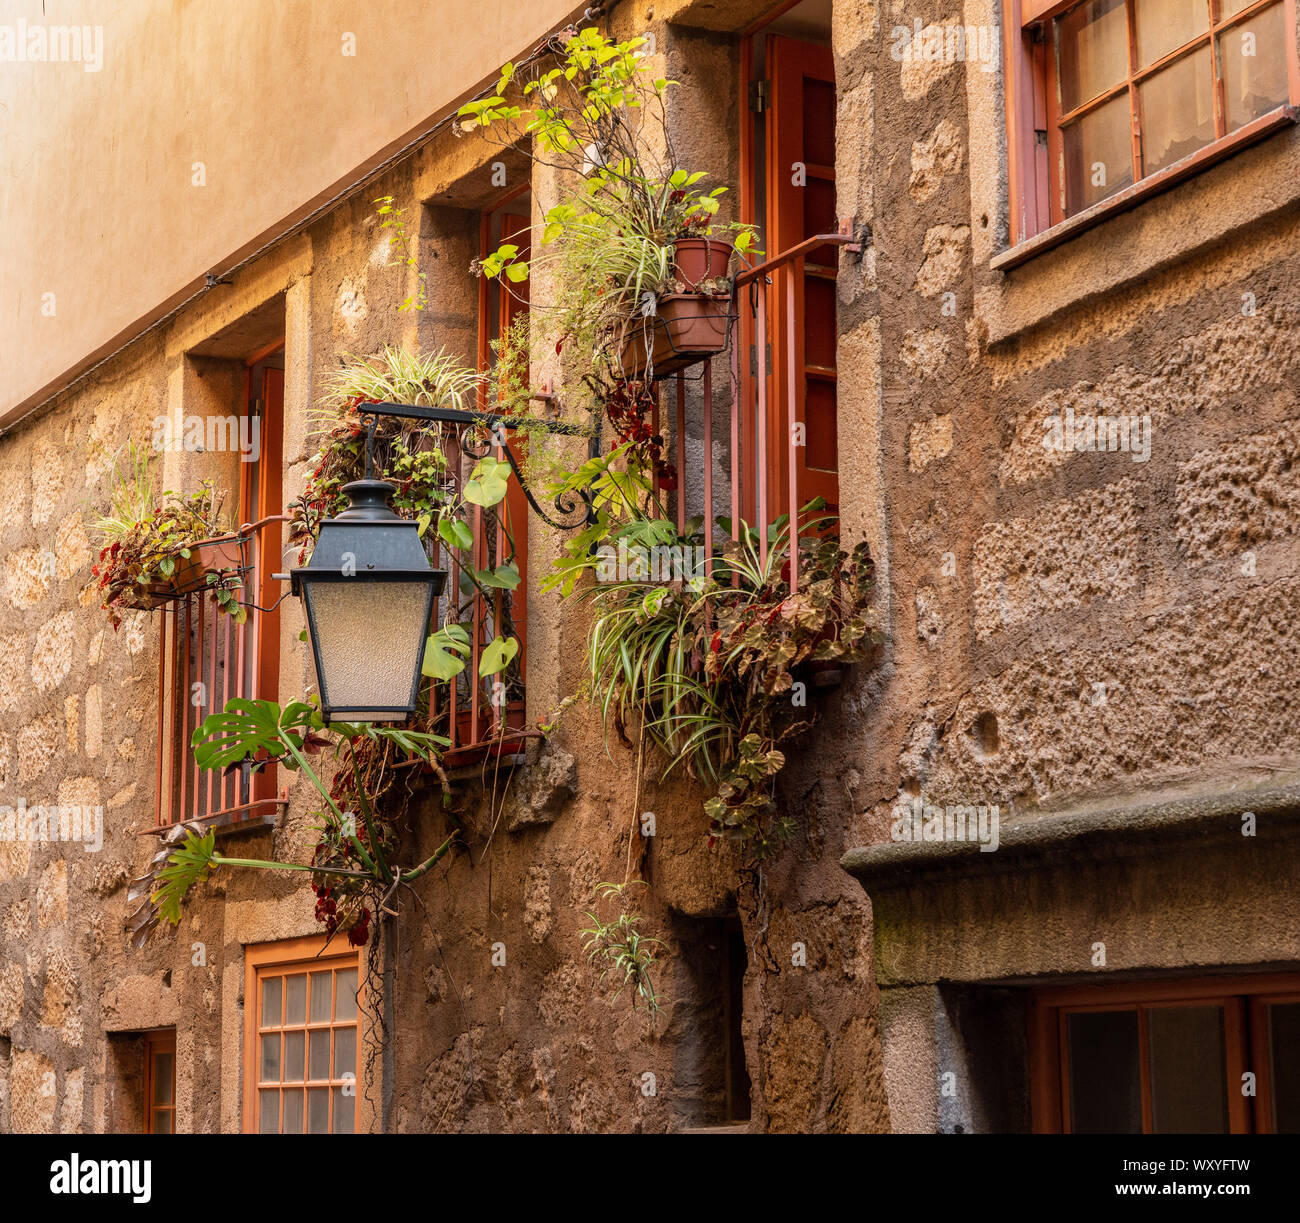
left=463, top=456, right=511, bottom=507
left=152, top=830, right=218, bottom=926
left=191, top=698, right=285, bottom=770
left=479, top=635, right=519, bottom=677
left=438, top=517, right=474, bottom=551
left=473, top=561, right=521, bottom=590
left=422, top=623, right=471, bottom=680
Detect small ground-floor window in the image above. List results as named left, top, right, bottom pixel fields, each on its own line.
left=1031, top=973, right=1300, bottom=1133
left=144, top=1030, right=176, bottom=1134
left=243, top=937, right=361, bottom=1133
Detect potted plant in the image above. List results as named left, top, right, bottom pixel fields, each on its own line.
left=91, top=443, right=248, bottom=629
left=554, top=479, right=880, bottom=858
left=460, top=30, right=757, bottom=385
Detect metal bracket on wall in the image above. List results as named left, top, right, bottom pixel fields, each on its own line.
left=357, top=400, right=601, bottom=531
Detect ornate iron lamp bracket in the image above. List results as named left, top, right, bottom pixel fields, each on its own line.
left=355, top=401, right=601, bottom=531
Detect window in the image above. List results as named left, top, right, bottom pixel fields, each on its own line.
left=434, top=189, right=531, bottom=765
left=143, top=1030, right=177, bottom=1134
left=157, top=344, right=285, bottom=826
left=243, top=937, right=360, bottom=1134
left=1031, top=973, right=1300, bottom=1132
left=1007, top=0, right=1299, bottom=246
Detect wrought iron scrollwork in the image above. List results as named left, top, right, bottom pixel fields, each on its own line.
left=355, top=401, right=600, bottom=532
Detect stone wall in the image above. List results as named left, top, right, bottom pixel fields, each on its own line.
left=3, top=0, right=1298, bottom=1136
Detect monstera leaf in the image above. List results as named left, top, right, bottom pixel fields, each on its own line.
left=422, top=623, right=472, bottom=680
left=479, top=634, right=519, bottom=677
left=151, top=828, right=219, bottom=925
left=190, top=698, right=326, bottom=770
left=191, top=698, right=286, bottom=770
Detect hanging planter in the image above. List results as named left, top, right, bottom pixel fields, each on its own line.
left=108, top=533, right=248, bottom=611
left=619, top=292, right=732, bottom=378
left=92, top=448, right=251, bottom=627
left=168, top=534, right=246, bottom=593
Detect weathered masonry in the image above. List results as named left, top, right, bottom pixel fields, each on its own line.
left=2, top=0, right=1299, bottom=1134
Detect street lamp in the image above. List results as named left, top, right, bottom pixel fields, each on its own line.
left=284, top=398, right=597, bottom=725
left=290, top=477, right=445, bottom=723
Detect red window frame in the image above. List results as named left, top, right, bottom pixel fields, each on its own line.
left=143, top=1029, right=177, bottom=1134
left=739, top=23, right=841, bottom=531
left=242, top=936, right=362, bottom=1134
left=429, top=188, right=532, bottom=766
left=156, top=341, right=285, bottom=826
left=1004, top=0, right=1300, bottom=259
left=1030, top=971, right=1300, bottom=1133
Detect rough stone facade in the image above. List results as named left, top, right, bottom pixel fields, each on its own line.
left=2, top=0, right=1299, bottom=1135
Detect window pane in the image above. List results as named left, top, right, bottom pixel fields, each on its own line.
left=335, top=968, right=358, bottom=1022
left=1067, top=1009, right=1142, bottom=1132
left=153, top=1109, right=173, bottom=1135
left=1268, top=1002, right=1300, bottom=1133
left=260, top=1033, right=280, bottom=1084
left=258, top=1090, right=279, bottom=1134
left=283, top=1030, right=305, bottom=1083
left=152, top=1052, right=174, bottom=1105
left=310, top=972, right=332, bottom=1024
left=307, top=1087, right=330, bottom=1134
left=285, top=973, right=307, bottom=1026
left=1220, top=0, right=1260, bottom=16
left=1057, top=0, right=1130, bottom=113
left=1220, top=5, right=1289, bottom=134
left=333, top=1088, right=355, bottom=1134
left=1063, top=93, right=1135, bottom=214
left=282, top=1089, right=304, bottom=1134
left=1135, top=0, right=1209, bottom=67
left=333, top=1026, right=357, bottom=1078
left=309, top=1029, right=331, bottom=1081
left=1148, top=1005, right=1228, bottom=1133
left=1139, top=46, right=1216, bottom=175
left=260, top=976, right=282, bottom=1028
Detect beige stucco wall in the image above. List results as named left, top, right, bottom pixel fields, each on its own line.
left=0, top=0, right=583, bottom=426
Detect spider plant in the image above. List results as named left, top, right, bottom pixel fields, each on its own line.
left=316, top=344, right=480, bottom=420
left=580, top=880, right=665, bottom=1015
left=91, top=440, right=160, bottom=545
left=583, top=579, right=735, bottom=788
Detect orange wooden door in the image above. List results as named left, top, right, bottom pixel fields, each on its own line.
left=480, top=200, right=530, bottom=688
left=765, top=35, right=839, bottom=523
left=242, top=356, right=283, bottom=804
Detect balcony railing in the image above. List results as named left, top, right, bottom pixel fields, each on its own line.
left=433, top=424, right=530, bottom=768
left=655, top=223, right=859, bottom=584
left=155, top=515, right=287, bottom=828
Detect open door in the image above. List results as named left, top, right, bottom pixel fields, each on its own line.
left=763, top=34, right=839, bottom=522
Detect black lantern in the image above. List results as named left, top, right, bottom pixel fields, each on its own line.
left=290, top=478, right=445, bottom=723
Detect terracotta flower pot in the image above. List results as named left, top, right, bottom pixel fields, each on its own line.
left=620, top=292, right=732, bottom=378
left=672, top=236, right=734, bottom=291
left=169, top=534, right=246, bottom=595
